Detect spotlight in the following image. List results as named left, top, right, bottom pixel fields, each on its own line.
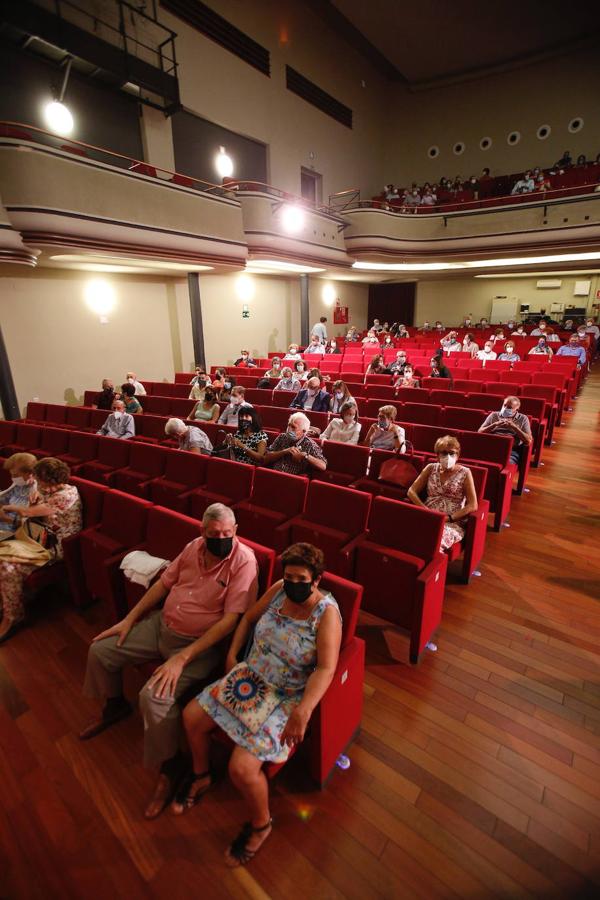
left=236, top=273, right=255, bottom=302
left=322, top=284, right=336, bottom=305
left=43, top=101, right=74, bottom=136
left=85, top=279, right=115, bottom=316
left=281, top=205, right=305, bottom=234
left=215, top=146, right=234, bottom=179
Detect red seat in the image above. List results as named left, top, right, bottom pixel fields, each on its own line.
left=146, top=449, right=208, bottom=509
left=172, top=383, right=195, bottom=398
left=184, top=457, right=255, bottom=519
left=365, top=384, right=396, bottom=399
left=312, top=441, right=370, bottom=488
left=233, top=468, right=308, bottom=551
left=144, top=396, right=172, bottom=416
left=44, top=404, right=68, bottom=426
left=32, top=426, right=70, bottom=459
left=458, top=431, right=515, bottom=530
left=401, top=402, right=439, bottom=426
left=257, top=406, right=291, bottom=432
left=484, top=382, right=521, bottom=397
left=438, top=406, right=487, bottom=432
left=238, top=536, right=275, bottom=598
left=452, top=379, right=474, bottom=392
left=65, top=406, right=91, bottom=430
left=57, top=431, right=99, bottom=468
left=0, top=420, right=16, bottom=451
left=284, top=482, right=371, bottom=575
left=171, top=398, right=195, bottom=419
left=87, top=409, right=114, bottom=432
left=470, top=369, right=501, bottom=383
left=341, top=497, right=447, bottom=663
left=429, top=390, right=467, bottom=407
left=76, top=436, right=131, bottom=483
left=1, top=423, right=42, bottom=457
left=108, top=442, right=167, bottom=496
left=79, top=490, right=153, bottom=615
left=244, top=388, right=274, bottom=406
left=133, top=414, right=170, bottom=444
left=351, top=449, right=425, bottom=502
left=62, top=476, right=110, bottom=607
left=25, top=402, right=46, bottom=423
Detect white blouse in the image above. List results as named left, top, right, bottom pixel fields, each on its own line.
left=321, top=418, right=362, bottom=444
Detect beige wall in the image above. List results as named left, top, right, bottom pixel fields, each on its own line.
left=309, top=278, right=369, bottom=338
left=384, top=47, right=600, bottom=188
left=416, top=273, right=600, bottom=324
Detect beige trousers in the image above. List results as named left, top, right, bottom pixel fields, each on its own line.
left=83, top=610, right=220, bottom=767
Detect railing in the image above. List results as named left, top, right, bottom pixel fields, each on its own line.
left=327, top=188, right=361, bottom=213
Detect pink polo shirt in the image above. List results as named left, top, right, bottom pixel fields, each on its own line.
left=160, top=537, right=258, bottom=637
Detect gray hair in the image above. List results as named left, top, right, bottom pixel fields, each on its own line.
left=202, top=503, right=236, bottom=526
left=289, top=412, right=310, bottom=431
left=165, top=417, right=186, bottom=435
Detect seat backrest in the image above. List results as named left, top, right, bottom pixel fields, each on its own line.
left=139, top=415, right=169, bottom=441
left=249, top=467, right=308, bottom=514
left=244, top=388, right=274, bottom=406
left=66, top=431, right=98, bottom=461
left=258, top=406, right=291, bottom=431
left=44, top=404, right=68, bottom=425
left=429, top=390, right=466, bottom=407
left=0, top=420, right=16, bottom=446
left=171, top=398, right=195, bottom=418
left=89, top=409, right=111, bottom=430
left=459, top=431, right=512, bottom=467
left=163, top=448, right=208, bottom=485
left=16, top=423, right=41, bottom=448
left=486, top=382, right=521, bottom=397
left=26, top=402, right=46, bottom=422
left=319, top=571, right=363, bottom=648
left=518, top=397, right=545, bottom=420
left=303, top=481, right=371, bottom=534
left=321, top=441, right=370, bottom=477
left=367, top=496, right=444, bottom=560
left=40, top=427, right=69, bottom=454
left=531, top=372, right=567, bottom=390
left=172, top=383, right=194, bottom=398
left=206, top=457, right=254, bottom=498
left=145, top=396, right=171, bottom=416
left=401, top=402, right=439, bottom=426
left=65, top=406, right=91, bottom=429
left=97, top=436, right=131, bottom=468
left=144, top=506, right=203, bottom=559
left=127, top=441, right=167, bottom=476
left=521, top=384, right=558, bottom=404
left=100, top=490, right=152, bottom=545
left=462, top=393, right=491, bottom=410
left=502, top=371, right=531, bottom=384
left=238, top=536, right=275, bottom=596
left=410, top=423, right=455, bottom=453
left=365, top=384, right=396, bottom=399
left=439, top=407, right=486, bottom=432
left=70, top=475, right=108, bottom=527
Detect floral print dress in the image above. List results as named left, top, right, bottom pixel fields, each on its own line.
left=198, top=589, right=340, bottom=762
left=425, top=463, right=468, bottom=550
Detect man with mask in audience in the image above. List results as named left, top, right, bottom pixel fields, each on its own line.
left=478, top=396, right=532, bottom=465
left=219, top=385, right=251, bottom=426
left=265, top=412, right=327, bottom=476
left=79, top=503, right=258, bottom=820
left=94, top=379, right=116, bottom=410
left=97, top=399, right=135, bottom=439
left=388, top=349, right=408, bottom=375
left=556, top=333, right=587, bottom=368
left=289, top=376, right=331, bottom=412
left=584, top=318, right=599, bottom=340
left=126, top=371, right=146, bottom=395
left=164, top=418, right=213, bottom=454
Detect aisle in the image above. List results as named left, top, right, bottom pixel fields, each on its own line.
left=0, top=371, right=599, bottom=899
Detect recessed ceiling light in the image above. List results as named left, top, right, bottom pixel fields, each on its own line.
left=246, top=260, right=325, bottom=273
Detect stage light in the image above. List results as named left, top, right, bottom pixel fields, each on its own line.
left=43, top=101, right=74, bottom=135
left=215, top=146, right=234, bottom=178
left=281, top=205, right=305, bottom=234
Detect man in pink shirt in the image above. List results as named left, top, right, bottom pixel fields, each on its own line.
left=80, top=503, right=258, bottom=818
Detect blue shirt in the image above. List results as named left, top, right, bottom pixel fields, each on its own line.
left=0, top=480, right=35, bottom=531
left=556, top=344, right=587, bottom=366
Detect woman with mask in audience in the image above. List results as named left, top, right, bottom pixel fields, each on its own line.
left=321, top=401, right=361, bottom=444
left=491, top=328, right=506, bottom=344
left=365, top=354, right=387, bottom=376
left=497, top=340, right=521, bottom=363
left=345, top=326, right=359, bottom=342
left=174, top=542, right=341, bottom=866
left=189, top=365, right=206, bottom=386
left=512, top=323, right=526, bottom=337
left=477, top=341, right=497, bottom=362
left=329, top=380, right=354, bottom=414
left=264, top=357, right=282, bottom=379
left=234, top=350, right=257, bottom=368
left=394, top=364, right=420, bottom=390
left=274, top=366, right=301, bottom=392
left=382, top=334, right=395, bottom=351
left=429, top=354, right=454, bottom=382
left=120, top=382, right=143, bottom=414
left=0, top=454, right=37, bottom=535
left=190, top=387, right=220, bottom=423
left=213, top=369, right=235, bottom=402
left=227, top=406, right=268, bottom=464
left=528, top=337, right=553, bottom=358
left=364, top=405, right=406, bottom=452
left=362, top=329, right=380, bottom=346
left=325, top=338, right=341, bottom=354
left=284, top=344, right=302, bottom=360
left=462, top=333, right=479, bottom=357
left=407, top=436, right=478, bottom=551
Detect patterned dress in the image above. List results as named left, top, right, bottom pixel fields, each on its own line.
left=425, top=463, right=468, bottom=550
left=197, top=589, right=340, bottom=762
left=232, top=430, right=268, bottom=464
left=0, top=484, right=82, bottom=622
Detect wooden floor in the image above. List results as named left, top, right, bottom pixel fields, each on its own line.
left=1, top=372, right=600, bottom=899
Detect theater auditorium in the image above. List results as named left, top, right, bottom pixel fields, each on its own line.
left=0, top=1, right=599, bottom=896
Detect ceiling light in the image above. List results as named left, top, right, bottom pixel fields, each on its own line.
left=215, top=146, right=234, bottom=179
left=43, top=100, right=74, bottom=135
left=464, top=252, right=600, bottom=269
left=353, top=261, right=465, bottom=272
left=246, top=259, right=325, bottom=274
left=281, top=205, right=305, bottom=234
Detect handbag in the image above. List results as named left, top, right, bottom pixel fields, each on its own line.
left=378, top=442, right=419, bottom=489
left=0, top=517, right=56, bottom=565
left=210, top=662, right=282, bottom=733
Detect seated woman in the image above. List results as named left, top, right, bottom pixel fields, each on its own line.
left=491, top=328, right=506, bottom=344
left=329, top=380, right=354, bottom=415
left=190, top=387, right=220, bottom=423
left=362, top=329, right=380, bottom=345
left=227, top=405, right=268, bottom=464
left=189, top=365, right=206, bottom=386
left=325, top=339, right=341, bottom=354
left=283, top=343, right=302, bottom=360
left=407, top=436, right=477, bottom=552
left=364, top=405, right=406, bottom=452
left=381, top=334, right=395, bottom=351
left=172, top=542, right=341, bottom=867
left=0, top=453, right=37, bottom=534
left=294, top=360, right=309, bottom=382
left=321, top=401, right=361, bottom=444
left=365, top=354, right=387, bottom=376
left=528, top=338, right=553, bottom=358
left=264, top=357, right=282, bottom=379
left=120, top=382, right=143, bottom=414
left=429, top=354, right=454, bottom=382
left=274, top=366, right=301, bottom=392
left=394, top=364, right=420, bottom=390
left=462, top=333, right=479, bottom=357
left=0, top=457, right=82, bottom=643
left=497, top=340, right=520, bottom=362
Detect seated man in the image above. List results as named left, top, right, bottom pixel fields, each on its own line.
left=126, top=372, right=146, bottom=395
left=530, top=320, right=549, bottom=336
left=80, top=503, right=258, bottom=818
left=219, top=385, right=251, bottom=427
left=164, top=418, right=212, bottom=454
left=94, top=379, right=116, bottom=410
left=97, top=400, right=135, bottom=439
left=440, top=330, right=461, bottom=352
left=265, top=412, right=327, bottom=476
left=478, top=396, right=532, bottom=465
left=234, top=350, right=257, bottom=368
left=556, top=334, right=587, bottom=368
left=289, top=376, right=331, bottom=412
left=388, top=350, right=408, bottom=375
left=306, top=334, right=326, bottom=355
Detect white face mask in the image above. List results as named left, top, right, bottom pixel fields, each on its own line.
left=127, top=377, right=135, bottom=384
left=232, top=396, right=243, bottom=405
left=12, top=476, right=27, bottom=486
left=335, top=391, right=344, bottom=400
left=113, top=410, right=122, bottom=419
left=578, top=331, right=586, bottom=338
left=439, top=453, right=457, bottom=470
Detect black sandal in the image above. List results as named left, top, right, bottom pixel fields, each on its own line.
left=226, top=818, right=273, bottom=867
left=170, top=770, right=212, bottom=815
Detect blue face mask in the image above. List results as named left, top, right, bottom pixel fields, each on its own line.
left=500, top=406, right=515, bottom=418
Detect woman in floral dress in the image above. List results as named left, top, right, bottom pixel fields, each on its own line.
left=407, top=435, right=478, bottom=550
left=172, top=543, right=341, bottom=867
left=0, top=457, right=82, bottom=642
left=228, top=405, right=268, bottom=464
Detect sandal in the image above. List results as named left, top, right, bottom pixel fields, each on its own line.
left=170, top=770, right=212, bottom=815
left=225, top=818, right=273, bottom=868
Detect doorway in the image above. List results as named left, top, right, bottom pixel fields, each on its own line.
left=301, top=167, right=322, bottom=205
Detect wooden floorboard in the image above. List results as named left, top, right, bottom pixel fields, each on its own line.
left=1, top=370, right=600, bottom=898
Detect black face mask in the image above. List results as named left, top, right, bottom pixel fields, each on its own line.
left=239, top=419, right=252, bottom=432
left=283, top=579, right=313, bottom=604
left=205, top=536, right=233, bottom=559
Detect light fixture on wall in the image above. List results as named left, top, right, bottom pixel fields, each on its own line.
left=281, top=205, right=305, bottom=234
left=85, top=278, right=115, bottom=320
left=236, top=273, right=255, bottom=302
left=321, top=283, right=336, bottom=305
left=43, top=56, right=74, bottom=135
left=215, top=146, right=234, bottom=178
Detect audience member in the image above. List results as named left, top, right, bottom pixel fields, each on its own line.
left=227, top=406, right=268, bottom=464
left=189, top=365, right=206, bottom=386
left=126, top=372, right=146, bottom=396
left=189, top=374, right=210, bottom=401
left=511, top=324, right=526, bottom=336
left=407, top=436, right=478, bottom=551
left=477, top=341, right=497, bottom=361
left=420, top=187, right=437, bottom=207
left=219, top=386, right=250, bottom=427
left=563, top=319, right=575, bottom=332
left=479, top=396, right=532, bottom=464
left=0, top=453, right=37, bottom=534
left=274, top=367, right=301, bottom=392
left=120, top=382, right=143, bottom=414
left=384, top=184, right=399, bottom=200
left=365, top=354, right=387, bottom=376
left=462, top=334, right=479, bottom=357
left=321, top=401, right=361, bottom=444
left=364, top=405, right=406, bottom=451
left=94, top=379, right=116, bottom=410
left=0, top=458, right=81, bottom=643
left=440, top=331, right=461, bottom=352
left=362, top=329, right=380, bottom=345
left=325, top=339, right=341, bottom=354
left=429, top=355, right=454, bottom=381
left=165, top=418, right=213, bottom=454
left=394, top=364, right=420, bottom=390
left=465, top=175, right=480, bottom=198
left=497, top=341, right=520, bottom=362
left=491, top=328, right=506, bottom=344
left=306, top=335, right=326, bottom=355
left=345, top=326, right=359, bottom=342
left=284, top=344, right=301, bottom=360
left=175, top=542, right=340, bottom=866
left=329, top=380, right=354, bottom=415
left=97, top=400, right=135, bottom=439
left=80, top=502, right=258, bottom=819
left=545, top=328, right=560, bottom=343
left=585, top=318, right=600, bottom=339
left=389, top=350, right=408, bottom=374
left=294, top=360, right=309, bottom=381
left=419, top=320, right=432, bottom=332
left=530, top=321, right=549, bottom=336
left=511, top=171, right=535, bottom=194
left=555, top=334, right=587, bottom=367
left=382, top=334, right=395, bottom=350
left=289, top=377, right=331, bottom=413
left=190, top=387, right=220, bottom=423
left=476, top=317, right=489, bottom=330
left=265, top=413, right=327, bottom=476
left=536, top=173, right=552, bottom=191
left=311, top=316, right=328, bottom=344
left=434, top=321, right=444, bottom=332
left=528, top=338, right=553, bottom=358
left=554, top=150, right=573, bottom=170
left=234, top=350, right=257, bottom=368
left=264, top=357, right=282, bottom=378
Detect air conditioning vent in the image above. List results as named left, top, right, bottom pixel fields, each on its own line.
left=286, top=66, right=353, bottom=129
left=536, top=279, right=562, bottom=289
left=161, top=0, right=270, bottom=76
